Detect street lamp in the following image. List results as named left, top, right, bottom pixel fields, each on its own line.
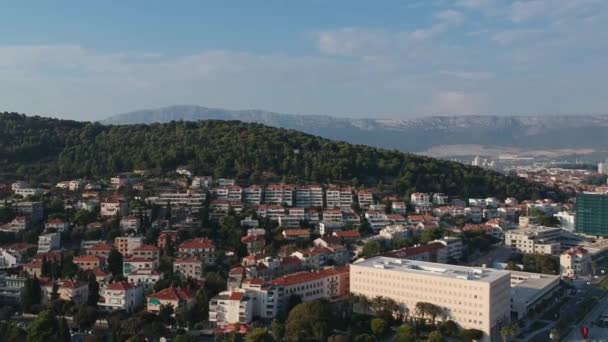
left=549, top=328, right=560, bottom=342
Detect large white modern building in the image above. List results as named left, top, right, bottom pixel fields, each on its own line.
left=350, top=257, right=511, bottom=342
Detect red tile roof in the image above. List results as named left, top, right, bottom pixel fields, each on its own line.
left=384, top=242, right=446, bottom=258
left=179, top=238, right=215, bottom=249
left=175, top=257, right=201, bottom=264
left=73, top=255, right=103, bottom=263
left=147, top=287, right=194, bottom=301
left=271, top=266, right=349, bottom=286
left=229, top=292, right=245, bottom=300
left=133, top=244, right=160, bottom=252
left=88, top=243, right=114, bottom=251
left=282, top=229, right=310, bottom=236
left=332, top=230, right=361, bottom=238
left=106, top=281, right=137, bottom=291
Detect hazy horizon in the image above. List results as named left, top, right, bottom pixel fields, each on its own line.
left=2, top=0, right=608, bottom=121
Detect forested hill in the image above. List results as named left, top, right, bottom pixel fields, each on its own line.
left=0, top=112, right=560, bottom=200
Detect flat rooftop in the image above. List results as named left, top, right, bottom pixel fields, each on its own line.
left=353, top=257, right=510, bottom=283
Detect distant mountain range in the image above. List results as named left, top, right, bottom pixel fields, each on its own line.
left=103, top=105, right=608, bottom=153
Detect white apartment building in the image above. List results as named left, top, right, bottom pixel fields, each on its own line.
left=350, top=257, right=511, bottom=342
left=504, top=227, right=562, bottom=255
left=146, top=190, right=206, bottom=213
left=38, top=233, right=61, bottom=253
left=14, top=188, right=44, bottom=198
left=326, top=187, right=354, bottom=208
left=357, top=190, right=374, bottom=209
left=560, top=247, right=593, bottom=278
left=432, top=193, right=449, bottom=205
left=379, top=225, right=412, bottom=240
left=192, top=176, right=213, bottom=188
left=120, top=216, right=141, bottom=231
left=264, top=184, right=295, bottom=206
left=174, top=257, right=204, bottom=280
left=127, top=268, right=163, bottom=290
left=410, top=192, right=431, bottom=205
left=45, top=218, right=69, bottom=232
left=98, top=281, right=144, bottom=313
left=295, top=185, right=324, bottom=208
left=209, top=291, right=253, bottom=327
left=244, top=185, right=263, bottom=205
left=432, top=236, right=464, bottom=261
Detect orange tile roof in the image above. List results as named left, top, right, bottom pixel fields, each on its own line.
left=106, top=281, right=137, bottom=291
left=133, top=244, right=160, bottom=252
left=73, top=255, right=103, bottom=263
left=178, top=238, right=215, bottom=249
left=88, top=243, right=114, bottom=251
left=271, top=266, right=349, bottom=286
left=148, top=287, right=194, bottom=301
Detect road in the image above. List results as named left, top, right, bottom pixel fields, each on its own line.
left=563, top=292, right=608, bottom=341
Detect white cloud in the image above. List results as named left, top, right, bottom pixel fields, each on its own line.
left=456, top=0, right=494, bottom=9
left=491, top=29, right=543, bottom=45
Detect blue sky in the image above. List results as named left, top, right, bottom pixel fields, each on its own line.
left=1, top=0, right=607, bottom=120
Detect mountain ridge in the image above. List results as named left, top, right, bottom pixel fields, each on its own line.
left=102, top=105, right=608, bottom=152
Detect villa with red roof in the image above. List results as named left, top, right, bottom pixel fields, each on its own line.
left=146, top=287, right=195, bottom=313
left=173, top=257, right=204, bottom=280
left=86, top=242, right=114, bottom=259
left=73, top=254, right=105, bottom=271
left=41, top=279, right=89, bottom=305
left=178, top=238, right=216, bottom=265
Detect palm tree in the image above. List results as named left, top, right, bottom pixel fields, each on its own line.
left=500, top=324, right=517, bottom=342
left=415, top=302, right=429, bottom=324
left=426, top=304, right=444, bottom=326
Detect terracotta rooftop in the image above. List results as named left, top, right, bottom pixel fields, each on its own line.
left=106, top=281, right=137, bottom=291
left=147, top=287, right=194, bottom=301
left=271, top=266, right=349, bottom=286
left=179, top=238, right=215, bottom=249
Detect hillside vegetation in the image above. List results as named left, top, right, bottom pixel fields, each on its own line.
left=0, top=112, right=561, bottom=200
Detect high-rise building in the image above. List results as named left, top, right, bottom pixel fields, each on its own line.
left=576, top=192, right=608, bottom=236
left=350, top=257, right=511, bottom=342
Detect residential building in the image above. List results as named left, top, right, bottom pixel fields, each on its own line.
left=244, top=185, right=263, bottom=205
left=123, top=257, right=158, bottom=276
left=350, top=257, right=511, bottom=342
left=192, top=176, right=213, bottom=188
left=23, top=260, right=42, bottom=277
left=174, top=257, right=204, bottom=280
left=295, top=185, right=324, bottom=208
left=209, top=290, right=253, bottom=327
left=73, top=255, right=105, bottom=271
left=384, top=242, right=448, bottom=264
left=128, top=268, right=163, bottom=290
left=120, top=216, right=141, bottom=231
left=37, top=233, right=61, bottom=253
left=42, top=279, right=89, bottom=305
left=45, top=218, right=69, bottom=232
left=131, top=245, right=160, bottom=262
left=0, top=216, right=30, bottom=232
left=101, top=200, right=128, bottom=217
left=432, top=237, right=464, bottom=261
left=0, top=249, right=19, bottom=268
left=98, top=281, right=144, bottom=313
left=432, top=193, right=449, bottom=205
left=504, top=227, right=562, bottom=255
left=560, top=247, right=593, bottom=278
left=86, top=242, right=114, bottom=260
left=178, top=238, right=216, bottom=265
left=357, top=190, right=374, bottom=209
left=378, top=225, right=412, bottom=240
left=115, top=236, right=144, bottom=257
left=14, top=188, right=44, bottom=198
left=391, top=201, right=408, bottom=215
left=282, top=229, right=311, bottom=241
left=410, top=192, right=431, bottom=205
left=146, top=190, right=206, bottom=214
left=326, top=187, right=354, bottom=208
left=146, top=287, right=195, bottom=314
left=575, top=192, right=608, bottom=236
left=264, top=184, right=295, bottom=206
